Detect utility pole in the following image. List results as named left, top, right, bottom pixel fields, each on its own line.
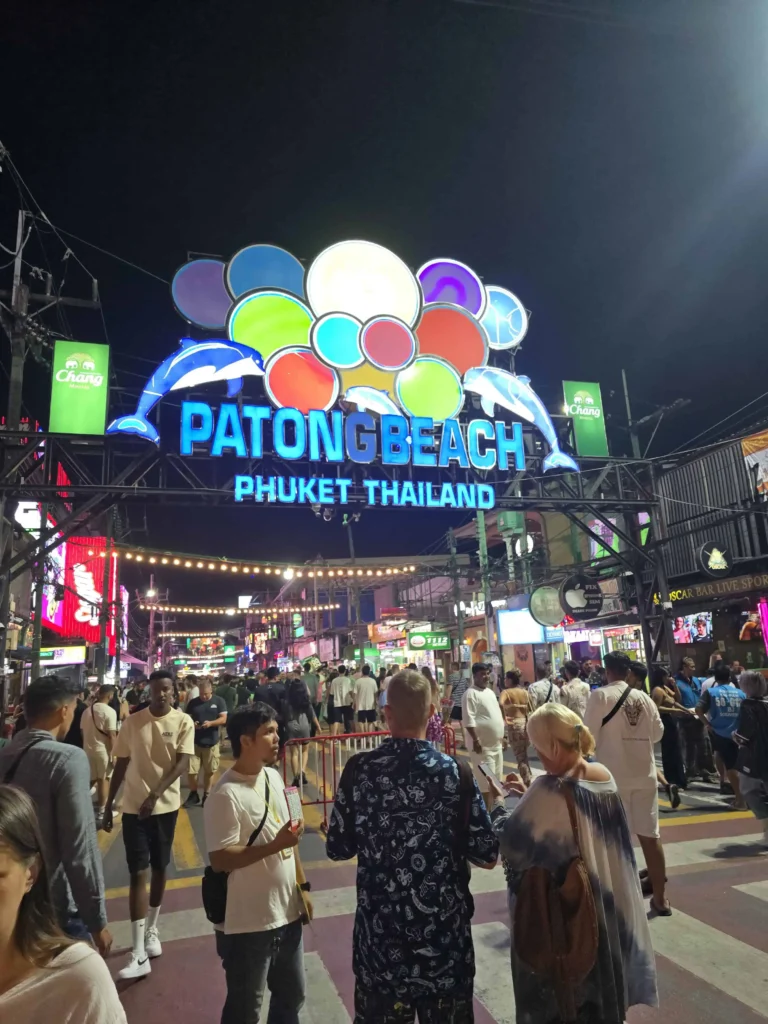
left=29, top=502, right=49, bottom=680
left=621, top=368, right=642, bottom=460
left=476, top=511, right=495, bottom=654
left=622, top=368, right=690, bottom=459
left=448, top=529, right=465, bottom=666
left=97, top=517, right=113, bottom=685
left=344, top=515, right=362, bottom=665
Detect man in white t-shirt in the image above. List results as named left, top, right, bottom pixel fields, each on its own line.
left=103, top=671, right=195, bottom=979
left=462, top=663, right=506, bottom=810
left=527, top=668, right=561, bottom=712
left=354, top=665, right=378, bottom=733
left=204, top=702, right=311, bottom=1022
left=584, top=652, right=670, bottom=915
left=81, top=684, right=118, bottom=825
left=330, top=666, right=354, bottom=736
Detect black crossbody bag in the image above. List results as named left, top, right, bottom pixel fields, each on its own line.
left=202, top=771, right=271, bottom=925
left=602, top=685, right=632, bottom=727
left=2, top=737, right=47, bottom=783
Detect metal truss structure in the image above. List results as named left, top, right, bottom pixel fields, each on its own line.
left=0, top=427, right=680, bottom=662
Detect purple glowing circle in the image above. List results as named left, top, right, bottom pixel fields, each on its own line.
left=417, top=259, right=487, bottom=318
left=171, top=259, right=232, bottom=329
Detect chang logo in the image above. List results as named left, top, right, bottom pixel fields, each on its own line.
left=55, top=352, right=104, bottom=388
left=569, top=390, right=600, bottom=418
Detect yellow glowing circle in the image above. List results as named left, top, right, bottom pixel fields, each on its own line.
left=306, top=240, right=422, bottom=326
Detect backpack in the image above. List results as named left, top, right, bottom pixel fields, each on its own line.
left=513, top=781, right=598, bottom=1022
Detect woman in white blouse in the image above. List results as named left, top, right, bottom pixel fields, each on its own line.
left=0, top=785, right=126, bottom=1023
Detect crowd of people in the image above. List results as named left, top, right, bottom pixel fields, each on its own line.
left=0, top=649, right=765, bottom=1023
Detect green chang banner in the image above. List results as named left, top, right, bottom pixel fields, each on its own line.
left=408, top=631, right=451, bottom=651
left=563, top=381, right=609, bottom=458
left=49, top=340, right=110, bottom=435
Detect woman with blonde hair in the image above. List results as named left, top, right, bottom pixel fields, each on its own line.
left=491, top=703, right=657, bottom=1024
left=0, top=785, right=126, bottom=1022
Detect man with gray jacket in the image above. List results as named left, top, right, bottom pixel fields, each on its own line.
left=0, top=674, right=112, bottom=952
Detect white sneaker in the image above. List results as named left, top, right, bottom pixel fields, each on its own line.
left=145, top=926, right=162, bottom=958
left=117, top=952, right=151, bottom=980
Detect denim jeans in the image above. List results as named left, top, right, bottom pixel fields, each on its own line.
left=61, top=914, right=92, bottom=942
left=215, top=919, right=305, bottom=1024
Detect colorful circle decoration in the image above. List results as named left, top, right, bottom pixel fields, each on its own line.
left=265, top=348, right=339, bottom=414
left=360, top=317, right=416, bottom=371
left=414, top=303, right=489, bottom=376
left=395, top=356, right=464, bottom=422
left=311, top=313, right=364, bottom=369
left=417, top=259, right=487, bottom=318
left=171, top=259, right=231, bottom=329
left=480, top=285, right=529, bottom=350
left=226, top=244, right=306, bottom=301
left=306, top=240, right=422, bottom=326
left=227, top=290, right=312, bottom=362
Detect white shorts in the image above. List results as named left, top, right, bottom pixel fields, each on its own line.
left=470, top=744, right=504, bottom=793
left=618, top=785, right=659, bottom=839
left=86, top=749, right=113, bottom=781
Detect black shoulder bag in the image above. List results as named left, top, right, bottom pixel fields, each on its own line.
left=453, top=758, right=476, bottom=917
left=546, top=682, right=554, bottom=703
left=602, top=685, right=632, bottom=727
left=2, top=737, right=47, bottom=783
left=202, top=770, right=271, bottom=925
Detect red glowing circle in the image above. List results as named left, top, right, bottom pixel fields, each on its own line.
left=360, top=317, right=416, bottom=371
left=414, top=303, right=489, bottom=376
left=265, top=347, right=339, bottom=413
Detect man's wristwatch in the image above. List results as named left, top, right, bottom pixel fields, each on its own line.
left=299, top=881, right=311, bottom=892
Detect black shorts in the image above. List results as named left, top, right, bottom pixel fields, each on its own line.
left=330, top=705, right=344, bottom=725
left=710, top=732, right=739, bottom=771
left=342, top=706, right=355, bottom=732
left=357, top=709, right=377, bottom=723
left=450, top=706, right=463, bottom=722
left=122, top=811, right=179, bottom=874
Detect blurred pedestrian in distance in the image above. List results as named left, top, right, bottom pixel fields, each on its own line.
left=585, top=653, right=670, bottom=914
left=425, top=675, right=444, bottom=748
left=81, top=684, right=118, bottom=828
left=0, top=786, right=126, bottom=1022
left=185, top=678, right=228, bottom=807
left=733, top=671, right=768, bottom=841
left=491, top=703, right=657, bottom=1022
left=649, top=666, right=688, bottom=793
left=285, top=675, right=319, bottom=784
left=463, top=663, right=506, bottom=810
left=696, top=661, right=746, bottom=809
left=676, top=658, right=715, bottom=784
left=560, top=659, right=591, bottom=720
left=353, top=665, right=378, bottom=735
left=327, top=669, right=497, bottom=1021
left=579, top=658, right=594, bottom=681
left=527, top=665, right=561, bottom=712
left=0, top=675, right=112, bottom=953
left=215, top=675, right=239, bottom=717
left=499, top=668, right=532, bottom=787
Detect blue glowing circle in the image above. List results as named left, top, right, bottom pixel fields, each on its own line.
left=310, top=312, right=364, bottom=369
left=226, top=244, right=306, bottom=300
left=171, top=259, right=231, bottom=329
left=480, top=285, right=529, bottom=351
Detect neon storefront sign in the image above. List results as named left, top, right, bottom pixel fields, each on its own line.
left=107, top=240, right=579, bottom=506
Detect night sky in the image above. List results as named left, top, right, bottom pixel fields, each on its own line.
left=4, top=0, right=768, bottom=606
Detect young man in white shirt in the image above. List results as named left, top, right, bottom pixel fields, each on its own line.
left=583, top=652, right=670, bottom=915
left=81, top=684, right=118, bottom=826
left=330, top=666, right=354, bottom=736
left=103, top=671, right=195, bottom=978
left=527, top=667, right=561, bottom=712
left=559, top=660, right=591, bottom=720
left=462, top=663, right=506, bottom=810
left=354, top=665, right=378, bottom=733
left=204, top=701, right=312, bottom=1024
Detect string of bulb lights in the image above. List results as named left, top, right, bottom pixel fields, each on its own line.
left=94, top=546, right=418, bottom=579
left=139, top=602, right=342, bottom=615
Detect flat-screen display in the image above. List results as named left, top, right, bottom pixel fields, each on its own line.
left=672, top=612, right=713, bottom=644
left=498, top=609, right=545, bottom=646
left=738, top=609, right=763, bottom=642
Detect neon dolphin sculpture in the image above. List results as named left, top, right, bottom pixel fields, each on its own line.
left=463, top=366, right=579, bottom=473
left=106, top=338, right=264, bottom=444
left=344, top=386, right=401, bottom=417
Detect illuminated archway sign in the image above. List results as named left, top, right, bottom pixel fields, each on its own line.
left=106, top=240, right=580, bottom=508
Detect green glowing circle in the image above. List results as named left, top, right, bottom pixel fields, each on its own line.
left=395, top=356, right=464, bottom=422
left=227, top=290, right=312, bottom=362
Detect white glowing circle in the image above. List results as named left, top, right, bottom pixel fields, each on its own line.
left=306, top=240, right=422, bottom=326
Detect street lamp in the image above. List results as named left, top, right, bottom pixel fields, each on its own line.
left=146, top=588, right=157, bottom=599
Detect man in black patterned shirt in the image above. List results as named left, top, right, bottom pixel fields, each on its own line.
left=327, top=669, right=498, bottom=1024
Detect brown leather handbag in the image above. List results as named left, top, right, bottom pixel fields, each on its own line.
left=513, top=780, right=598, bottom=1022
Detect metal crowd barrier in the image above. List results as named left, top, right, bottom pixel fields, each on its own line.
left=281, top=727, right=457, bottom=829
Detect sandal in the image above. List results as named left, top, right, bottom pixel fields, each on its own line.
left=665, top=783, right=681, bottom=809
left=649, top=898, right=672, bottom=917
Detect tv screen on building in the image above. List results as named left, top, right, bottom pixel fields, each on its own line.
left=672, top=612, right=712, bottom=644
left=497, top=609, right=545, bottom=646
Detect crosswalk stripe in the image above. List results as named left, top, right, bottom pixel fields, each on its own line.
left=659, top=810, right=752, bottom=828
left=171, top=808, right=205, bottom=871
left=733, top=880, right=768, bottom=903
left=634, top=831, right=763, bottom=869
left=472, top=921, right=516, bottom=1024
left=261, top=952, right=352, bottom=1023
left=648, top=908, right=768, bottom=1016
